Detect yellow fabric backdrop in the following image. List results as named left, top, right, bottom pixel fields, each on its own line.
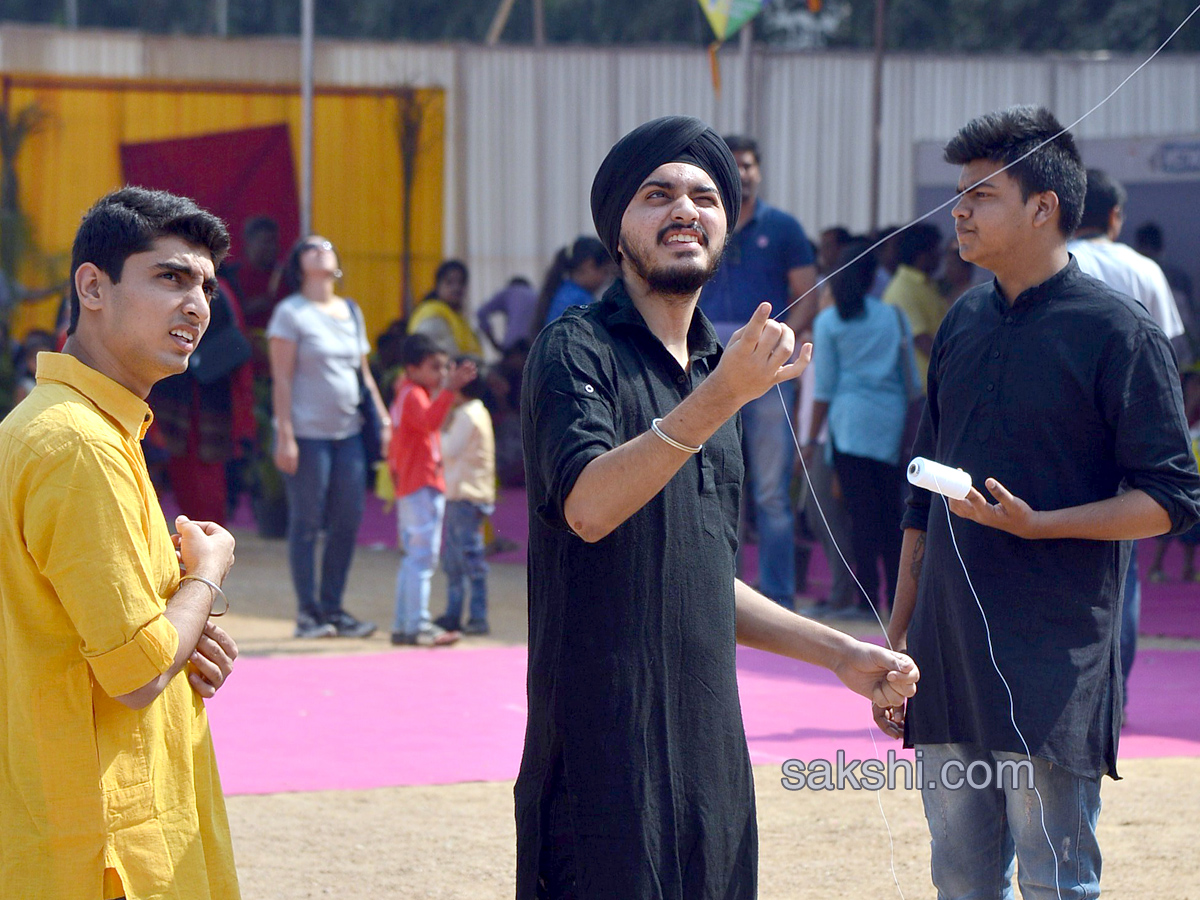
left=4, top=74, right=443, bottom=341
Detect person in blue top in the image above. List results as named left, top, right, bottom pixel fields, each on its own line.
left=535, top=236, right=616, bottom=330
left=805, top=239, right=914, bottom=617
left=699, top=135, right=817, bottom=609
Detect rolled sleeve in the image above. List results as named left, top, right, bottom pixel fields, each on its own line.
left=84, top=613, right=178, bottom=697
left=525, top=321, right=618, bottom=531
left=1105, top=323, right=1200, bottom=534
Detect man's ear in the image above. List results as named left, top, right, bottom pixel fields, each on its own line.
left=74, top=263, right=106, bottom=314
left=1030, top=190, right=1061, bottom=230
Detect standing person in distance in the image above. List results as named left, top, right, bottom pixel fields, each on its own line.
left=267, top=235, right=388, bottom=639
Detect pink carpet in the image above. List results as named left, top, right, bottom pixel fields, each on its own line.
left=206, top=646, right=1200, bottom=796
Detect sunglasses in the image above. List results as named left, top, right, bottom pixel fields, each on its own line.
left=300, top=239, right=335, bottom=254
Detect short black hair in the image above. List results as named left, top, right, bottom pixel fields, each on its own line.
left=69, top=186, right=230, bottom=333
left=943, top=106, right=1085, bottom=237
left=1077, top=168, right=1127, bottom=233
left=242, top=215, right=279, bottom=239
left=400, top=332, right=446, bottom=368
left=1135, top=221, right=1164, bottom=253
left=722, top=134, right=759, bottom=164
left=896, top=223, right=943, bottom=266
left=435, top=259, right=469, bottom=286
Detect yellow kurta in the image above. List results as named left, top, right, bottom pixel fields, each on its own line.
left=0, top=353, right=239, bottom=900
left=882, top=263, right=948, bottom=391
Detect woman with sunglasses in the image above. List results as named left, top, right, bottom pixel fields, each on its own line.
left=267, top=236, right=389, bottom=639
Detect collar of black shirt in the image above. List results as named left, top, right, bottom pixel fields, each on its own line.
left=598, top=279, right=723, bottom=364
left=989, top=255, right=1081, bottom=312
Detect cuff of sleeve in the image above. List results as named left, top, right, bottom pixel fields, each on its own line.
left=1135, top=483, right=1193, bottom=537
left=86, top=615, right=179, bottom=698
left=540, top=447, right=606, bottom=533
left=901, top=498, right=930, bottom=533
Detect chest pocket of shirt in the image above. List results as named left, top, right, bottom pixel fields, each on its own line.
left=700, top=430, right=744, bottom=543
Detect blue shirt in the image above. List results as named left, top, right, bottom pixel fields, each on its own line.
left=699, top=199, right=815, bottom=340
left=545, top=279, right=596, bottom=325
left=812, top=297, right=910, bottom=466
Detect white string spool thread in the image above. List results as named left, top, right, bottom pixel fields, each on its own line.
left=906, top=457, right=972, bottom=501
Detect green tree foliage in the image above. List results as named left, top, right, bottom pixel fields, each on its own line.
left=2, top=0, right=1199, bottom=52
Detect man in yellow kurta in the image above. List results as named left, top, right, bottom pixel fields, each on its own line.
left=0, top=187, right=241, bottom=899
left=881, top=222, right=947, bottom=390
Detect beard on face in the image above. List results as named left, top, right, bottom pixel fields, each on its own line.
left=618, top=224, right=725, bottom=299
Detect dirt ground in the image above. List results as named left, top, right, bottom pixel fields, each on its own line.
left=217, top=529, right=1200, bottom=899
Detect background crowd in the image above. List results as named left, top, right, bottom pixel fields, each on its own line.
left=1, top=137, right=1198, bottom=647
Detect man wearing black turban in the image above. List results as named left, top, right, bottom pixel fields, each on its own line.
left=516, top=116, right=918, bottom=899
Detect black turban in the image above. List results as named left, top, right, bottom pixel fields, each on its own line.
left=590, top=116, right=741, bottom=263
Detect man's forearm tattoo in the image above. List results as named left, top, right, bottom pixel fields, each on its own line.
left=910, top=532, right=926, bottom=583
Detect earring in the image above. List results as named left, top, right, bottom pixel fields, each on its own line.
left=334, top=268, right=343, bottom=279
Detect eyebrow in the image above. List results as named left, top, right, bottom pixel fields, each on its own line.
left=154, top=260, right=218, bottom=296
left=640, top=178, right=720, bottom=196
left=958, top=178, right=997, bottom=193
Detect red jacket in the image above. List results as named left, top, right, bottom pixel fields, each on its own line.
left=387, top=376, right=456, bottom=497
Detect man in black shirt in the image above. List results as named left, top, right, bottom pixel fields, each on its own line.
left=517, top=116, right=919, bottom=900
left=880, top=106, right=1200, bottom=899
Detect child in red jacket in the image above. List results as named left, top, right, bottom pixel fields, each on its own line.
left=388, top=333, right=476, bottom=646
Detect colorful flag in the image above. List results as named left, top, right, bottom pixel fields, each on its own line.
left=698, top=0, right=768, bottom=42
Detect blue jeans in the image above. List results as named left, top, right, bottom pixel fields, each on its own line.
left=283, top=436, right=366, bottom=621
left=918, top=743, right=1102, bottom=900
left=442, top=500, right=491, bottom=625
left=741, top=379, right=797, bottom=605
left=393, top=486, right=445, bottom=634
left=1119, top=543, right=1140, bottom=695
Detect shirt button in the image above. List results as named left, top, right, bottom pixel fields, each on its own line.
left=676, top=374, right=687, bottom=385
left=987, top=383, right=995, bottom=392
left=1005, top=316, right=1014, bottom=324
left=991, top=350, right=1000, bottom=359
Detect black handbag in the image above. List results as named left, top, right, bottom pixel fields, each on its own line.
left=349, top=300, right=385, bottom=466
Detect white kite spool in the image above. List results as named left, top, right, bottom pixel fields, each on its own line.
left=906, top=457, right=972, bottom=500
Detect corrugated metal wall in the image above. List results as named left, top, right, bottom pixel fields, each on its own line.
left=4, top=23, right=1199, bottom=308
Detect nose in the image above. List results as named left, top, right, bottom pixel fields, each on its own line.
left=951, top=197, right=968, bottom=219
left=670, top=193, right=699, bottom=223
left=184, top=286, right=212, bottom=325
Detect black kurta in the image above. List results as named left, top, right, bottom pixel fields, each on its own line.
left=516, top=281, right=755, bottom=899
left=902, top=258, right=1200, bottom=779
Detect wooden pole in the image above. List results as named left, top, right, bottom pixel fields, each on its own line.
left=300, top=0, right=314, bottom=237
left=486, top=0, right=519, bottom=45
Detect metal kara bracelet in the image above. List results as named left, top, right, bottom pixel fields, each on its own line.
left=180, top=574, right=229, bottom=617
left=650, top=418, right=702, bottom=455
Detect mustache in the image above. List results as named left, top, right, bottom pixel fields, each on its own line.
left=657, top=224, right=709, bottom=246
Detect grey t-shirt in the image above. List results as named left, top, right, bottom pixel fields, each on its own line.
left=266, top=294, right=370, bottom=440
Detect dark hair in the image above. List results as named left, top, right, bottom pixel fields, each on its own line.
left=400, top=332, right=446, bottom=368
left=896, top=223, right=943, bottom=267
left=281, top=236, right=341, bottom=293
left=829, top=239, right=876, bottom=321
left=534, top=236, right=609, bottom=330
left=453, top=353, right=489, bottom=402
left=69, top=186, right=230, bottom=334
left=1077, top=169, right=1127, bottom=234
left=507, top=275, right=532, bottom=288
left=1135, top=221, right=1164, bottom=254
left=434, top=259, right=468, bottom=290
left=943, top=105, right=1085, bottom=237
left=722, top=134, right=760, bottom=164
left=822, top=226, right=853, bottom=245
left=242, top=215, right=278, bottom=239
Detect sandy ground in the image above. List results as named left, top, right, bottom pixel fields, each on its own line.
left=217, top=529, right=1200, bottom=898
